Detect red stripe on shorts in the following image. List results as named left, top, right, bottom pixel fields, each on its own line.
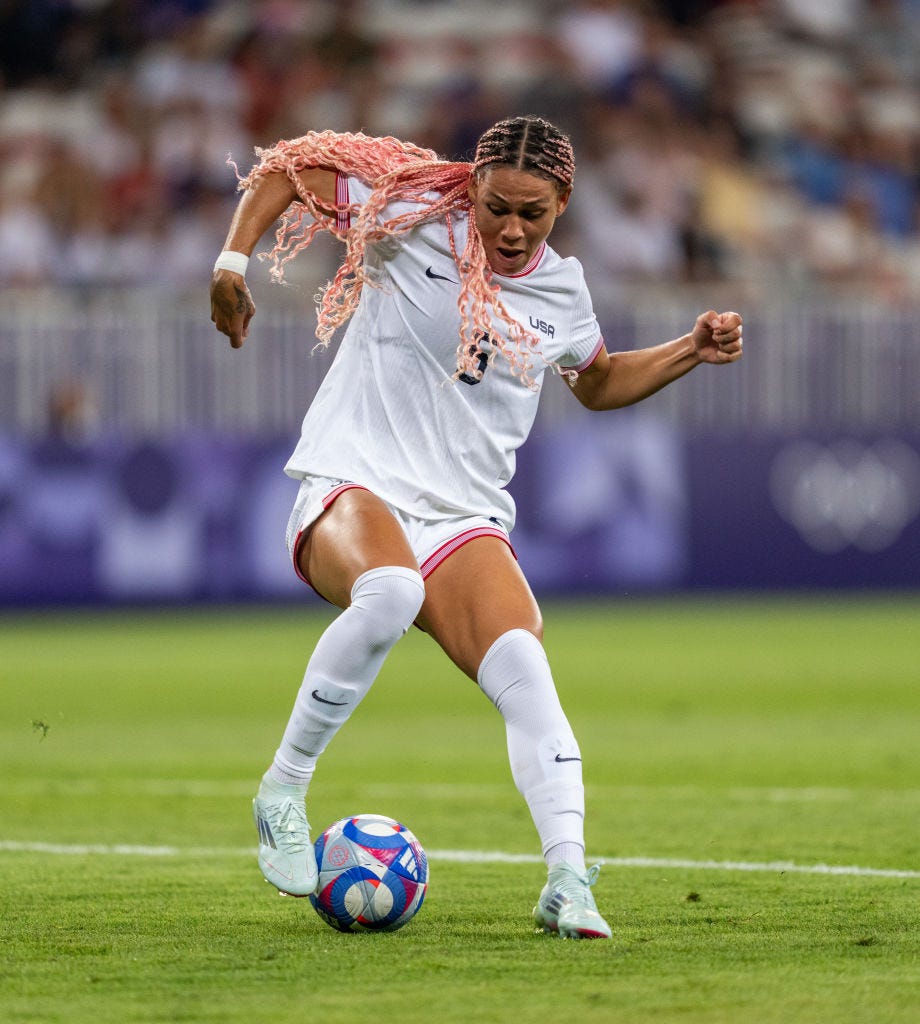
left=292, top=483, right=369, bottom=589
left=419, top=526, right=515, bottom=579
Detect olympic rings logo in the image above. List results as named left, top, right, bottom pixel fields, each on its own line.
left=770, top=439, right=920, bottom=554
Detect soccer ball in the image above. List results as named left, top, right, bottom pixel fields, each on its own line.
left=309, top=813, right=428, bottom=932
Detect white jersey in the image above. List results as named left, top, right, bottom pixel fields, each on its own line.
left=284, top=174, right=603, bottom=530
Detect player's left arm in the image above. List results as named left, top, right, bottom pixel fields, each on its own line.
left=569, top=310, right=743, bottom=412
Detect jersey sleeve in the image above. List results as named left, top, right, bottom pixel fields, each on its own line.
left=336, top=174, right=365, bottom=231
left=336, top=174, right=422, bottom=232
left=334, top=172, right=355, bottom=232
left=558, top=262, right=604, bottom=370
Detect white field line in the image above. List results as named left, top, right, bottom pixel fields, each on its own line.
left=1, top=840, right=917, bottom=879
left=10, top=779, right=920, bottom=803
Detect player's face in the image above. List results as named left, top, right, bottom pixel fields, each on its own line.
left=469, top=167, right=570, bottom=276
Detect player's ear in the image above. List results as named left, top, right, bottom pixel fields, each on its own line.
left=555, top=187, right=571, bottom=217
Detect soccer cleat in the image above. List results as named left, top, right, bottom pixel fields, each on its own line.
left=252, top=773, right=318, bottom=897
left=533, top=862, right=612, bottom=940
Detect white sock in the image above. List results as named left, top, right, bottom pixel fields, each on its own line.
left=269, top=566, right=425, bottom=787
left=477, top=628, right=587, bottom=872
left=545, top=842, right=587, bottom=873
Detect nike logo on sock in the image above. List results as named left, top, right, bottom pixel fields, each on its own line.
left=425, top=266, right=455, bottom=283
left=311, top=689, right=348, bottom=706
left=554, top=754, right=582, bottom=763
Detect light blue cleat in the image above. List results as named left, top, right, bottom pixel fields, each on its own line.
left=252, top=773, right=318, bottom=897
left=533, top=862, right=612, bottom=939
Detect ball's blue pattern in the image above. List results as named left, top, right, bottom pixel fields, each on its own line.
left=309, top=813, right=428, bottom=933
left=327, top=865, right=408, bottom=927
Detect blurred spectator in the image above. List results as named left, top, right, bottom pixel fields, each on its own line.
left=570, top=100, right=696, bottom=285
left=0, top=182, right=57, bottom=284
left=47, top=379, right=99, bottom=444
left=554, top=0, right=644, bottom=91
left=0, top=1, right=78, bottom=88
left=0, top=0, right=918, bottom=298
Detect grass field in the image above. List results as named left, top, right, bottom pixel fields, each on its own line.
left=2, top=594, right=919, bottom=1023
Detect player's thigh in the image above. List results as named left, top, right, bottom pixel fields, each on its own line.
left=417, top=536, right=543, bottom=680
left=299, top=488, right=419, bottom=608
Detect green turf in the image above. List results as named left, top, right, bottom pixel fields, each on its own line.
left=2, top=595, right=919, bottom=1023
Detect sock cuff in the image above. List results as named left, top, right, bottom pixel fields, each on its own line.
left=350, top=565, right=425, bottom=602
left=476, top=628, right=544, bottom=687
left=261, top=769, right=309, bottom=795
left=545, top=842, right=587, bottom=872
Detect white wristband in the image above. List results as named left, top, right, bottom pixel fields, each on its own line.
left=213, top=251, right=250, bottom=276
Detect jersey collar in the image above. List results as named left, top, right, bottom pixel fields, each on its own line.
left=493, top=242, right=546, bottom=279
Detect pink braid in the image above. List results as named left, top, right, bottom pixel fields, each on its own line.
left=237, top=129, right=571, bottom=388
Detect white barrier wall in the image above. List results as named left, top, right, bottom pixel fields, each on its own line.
left=1, top=288, right=918, bottom=438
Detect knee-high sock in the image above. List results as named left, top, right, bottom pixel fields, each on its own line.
left=477, top=628, right=586, bottom=870
left=270, top=566, right=425, bottom=787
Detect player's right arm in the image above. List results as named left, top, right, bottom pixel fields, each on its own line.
left=210, top=167, right=337, bottom=348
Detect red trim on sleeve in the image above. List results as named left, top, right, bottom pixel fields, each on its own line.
left=571, top=336, right=605, bottom=373
left=336, top=173, right=350, bottom=232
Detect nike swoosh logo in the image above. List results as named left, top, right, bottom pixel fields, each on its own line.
left=311, top=689, right=348, bottom=706
left=425, top=266, right=455, bottom=283
left=554, top=754, right=582, bottom=763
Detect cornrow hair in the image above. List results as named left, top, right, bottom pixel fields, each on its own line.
left=473, top=116, right=575, bottom=192
left=237, top=123, right=577, bottom=388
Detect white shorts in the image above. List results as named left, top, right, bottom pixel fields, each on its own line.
left=285, top=474, right=514, bottom=593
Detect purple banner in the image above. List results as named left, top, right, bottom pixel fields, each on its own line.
left=0, top=424, right=917, bottom=606
left=684, top=433, right=920, bottom=590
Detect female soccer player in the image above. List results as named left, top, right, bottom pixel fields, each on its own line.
left=210, top=117, right=743, bottom=939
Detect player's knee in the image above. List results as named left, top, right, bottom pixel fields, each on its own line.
left=350, top=566, right=425, bottom=648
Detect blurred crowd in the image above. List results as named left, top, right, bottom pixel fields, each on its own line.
left=2, top=0, right=920, bottom=301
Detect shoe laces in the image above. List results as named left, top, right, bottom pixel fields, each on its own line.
left=552, top=863, right=601, bottom=907
left=270, top=797, right=310, bottom=855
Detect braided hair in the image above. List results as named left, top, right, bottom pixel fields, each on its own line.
left=473, top=116, right=575, bottom=193
left=238, top=117, right=576, bottom=387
